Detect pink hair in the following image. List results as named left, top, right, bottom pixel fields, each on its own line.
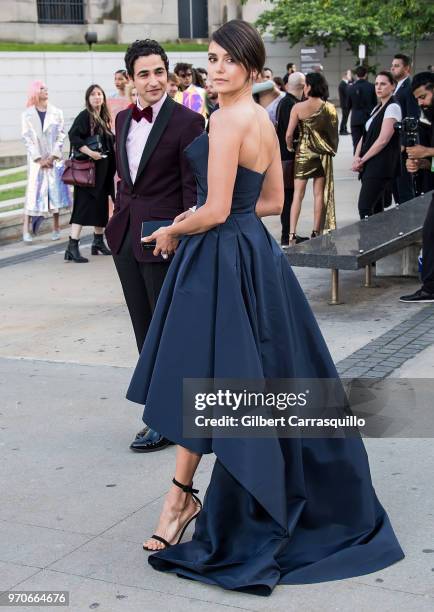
left=26, top=80, right=46, bottom=107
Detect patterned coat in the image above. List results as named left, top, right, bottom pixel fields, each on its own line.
left=22, top=104, right=71, bottom=214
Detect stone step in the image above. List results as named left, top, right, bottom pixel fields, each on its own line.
left=0, top=198, right=25, bottom=211
left=0, top=165, right=26, bottom=178
left=0, top=180, right=27, bottom=192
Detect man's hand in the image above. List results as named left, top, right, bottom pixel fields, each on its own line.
left=351, top=157, right=363, bottom=172
left=406, top=144, right=433, bottom=159
left=406, top=158, right=431, bottom=173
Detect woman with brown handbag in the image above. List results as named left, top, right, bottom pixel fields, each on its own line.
left=65, top=84, right=115, bottom=262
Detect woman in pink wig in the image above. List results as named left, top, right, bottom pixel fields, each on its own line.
left=21, top=80, right=71, bottom=243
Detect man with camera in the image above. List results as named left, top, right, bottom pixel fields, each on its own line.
left=400, top=72, right=434, bottom=303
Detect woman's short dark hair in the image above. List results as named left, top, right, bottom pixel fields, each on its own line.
left=377, top=71, right=396, bottom=86
left=211, top=19, right=265, bottom=78
left=305, top=72, right=329, bottom=100
left=124, top=39, right=169, bottom=78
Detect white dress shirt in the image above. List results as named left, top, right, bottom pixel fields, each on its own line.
left=126, top=93, right=167, bottom=183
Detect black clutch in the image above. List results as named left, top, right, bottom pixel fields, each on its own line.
left=141, top=219, right=173, bottom=250
left=73, top=135, right=107, bottom=160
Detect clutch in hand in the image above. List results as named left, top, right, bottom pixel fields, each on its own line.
left=141, top=219, right=173, bottom=250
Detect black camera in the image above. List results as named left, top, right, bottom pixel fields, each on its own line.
left=394, top=116, right=419, bottom=147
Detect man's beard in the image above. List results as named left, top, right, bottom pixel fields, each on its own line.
left=422, top=104, right=434, bottom=122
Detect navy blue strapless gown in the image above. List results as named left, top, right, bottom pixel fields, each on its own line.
left=127, top=132, right=404, bottom=596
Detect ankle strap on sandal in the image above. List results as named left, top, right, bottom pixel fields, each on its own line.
left=172, top=477, right=199, bottom=494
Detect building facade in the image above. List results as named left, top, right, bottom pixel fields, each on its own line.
left=0, top=0, right=253, bottom=44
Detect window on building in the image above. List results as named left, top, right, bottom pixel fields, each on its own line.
left=178, top=0, right=208, bottom=38
left=37, top=0, right=85, bottom=25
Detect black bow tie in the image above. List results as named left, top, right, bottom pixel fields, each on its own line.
left=132, top=105, right=153, bottom=123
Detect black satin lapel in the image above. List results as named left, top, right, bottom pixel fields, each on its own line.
left=134, top=97, right=176, bottom=185
left=119, top=107, right=133, bottom=189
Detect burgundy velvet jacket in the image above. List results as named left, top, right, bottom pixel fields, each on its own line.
left=105, top=96, right=205, bottom=262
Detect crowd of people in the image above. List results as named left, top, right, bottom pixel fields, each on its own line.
left=20, top=43, right=433, bottom=299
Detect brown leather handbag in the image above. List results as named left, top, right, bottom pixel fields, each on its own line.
left=62, top=158, right=95, bottom=188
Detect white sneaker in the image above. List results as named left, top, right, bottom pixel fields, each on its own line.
left=23, top=232, right=33, bottom=243
left=52, top=230, right=61, bottom=241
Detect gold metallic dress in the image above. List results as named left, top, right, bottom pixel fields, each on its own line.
left=294, top=101, right=339, bottom=230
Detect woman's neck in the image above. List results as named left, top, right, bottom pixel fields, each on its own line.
left=36, top=101, right=47, bottom=111
left=92, top=106, right=101, bottom=115
left=218, top=85, right=252, bottom=108
left=380, top=94, right=392, bottom=106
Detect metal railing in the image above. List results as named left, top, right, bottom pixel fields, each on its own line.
left=36, top=0, right=85, bottom=25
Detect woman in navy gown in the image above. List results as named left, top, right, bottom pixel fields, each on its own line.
left=127, top=20, right=404, bottom=596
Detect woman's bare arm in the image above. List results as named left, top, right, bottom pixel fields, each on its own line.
left=166, top=109, right=243, bottom=237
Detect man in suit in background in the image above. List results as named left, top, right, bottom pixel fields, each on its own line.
left=391, top=53, right=421, bottom=203
left=348, top=66, right=377, bottom=152
left=105, top=39, right=205, bottom=452
left=338, top=71, right=351, bottom=135
left=275, top=72, right=305, bottom=246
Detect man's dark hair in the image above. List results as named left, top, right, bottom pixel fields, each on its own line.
left=286, top=62, right=295, bottom=71
left=115, top=69, right=127, bottom=77
left=411, top=71, right=434, bottom=92
left=305, top=72, right=329, bottom=100
left=124, top=39, right=169, bottom=78
left=355, top=66, right=368, bottom=78
left=174, top=62, right=193, bottom=75
left=264, top=66, right=273, bottom=74
left=394, top=53, right=412, bottom=68
left=377, top=70, right=396, bottom=86
left=211, top=19, right=265, bottom=78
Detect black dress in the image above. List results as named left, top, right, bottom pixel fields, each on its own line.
left=68, top=110, right=115, bottom=227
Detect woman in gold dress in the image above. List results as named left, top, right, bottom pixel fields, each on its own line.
left=285, top=73, right=338, bottom=244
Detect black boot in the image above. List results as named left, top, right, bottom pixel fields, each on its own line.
left=64, top=237, right=89, bottom=263
left=91, top=233, right=112, bottom=256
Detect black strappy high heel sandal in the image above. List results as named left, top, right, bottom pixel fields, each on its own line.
left=311, top=230, right=321, bottom=239
left=143, top=477, right=202, bottom=551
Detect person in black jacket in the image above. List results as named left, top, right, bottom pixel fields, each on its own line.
left=352, top=71, right=402, bottom=218
left=390, top=53, right=421, bottom=204
left=348, top=66, right=377, bottom=152
left=66, top=84, right=115, bottom=262
left=338, top=71, right=351, bottom=135
left=275, top=71, right=305, bottom=245
left=400, top=72, right=434, bottom=303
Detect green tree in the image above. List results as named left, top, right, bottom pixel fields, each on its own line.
left=252, top=0, right=433, bottom=62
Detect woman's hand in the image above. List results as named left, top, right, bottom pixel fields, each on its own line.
left=173, top=209, right=194, bottom=224
left=89, top=151, right=102, bottom=161
left=141, top=226, right=179, bottom=259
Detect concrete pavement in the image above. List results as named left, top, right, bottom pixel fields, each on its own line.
left=0, top=134, right=433, bottom=611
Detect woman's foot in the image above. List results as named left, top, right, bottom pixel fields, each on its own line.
left=143, top=481, right=201, bottom=551
left=311, top=230, right=321, bottom=239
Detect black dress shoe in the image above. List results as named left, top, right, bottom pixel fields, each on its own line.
left=135, top=425, right=150, bottom=439
left=129, top=428, right=174, bottom=453
left=399, top=288, right=434, bottom=303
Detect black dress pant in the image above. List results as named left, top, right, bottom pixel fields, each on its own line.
left=422, top=194, right=434, bottom=293
left=280, top=187, right=294, bottom=241
left=113, top=228, right=169, bottom=353
left=340, top=108, right=350, bottom=133
left=358, top=177, right=392, bottom=219
left=351, top=125, right=364, bottom=153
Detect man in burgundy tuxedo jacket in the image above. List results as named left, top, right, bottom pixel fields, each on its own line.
left=105, top=39, right=205, bottom=452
